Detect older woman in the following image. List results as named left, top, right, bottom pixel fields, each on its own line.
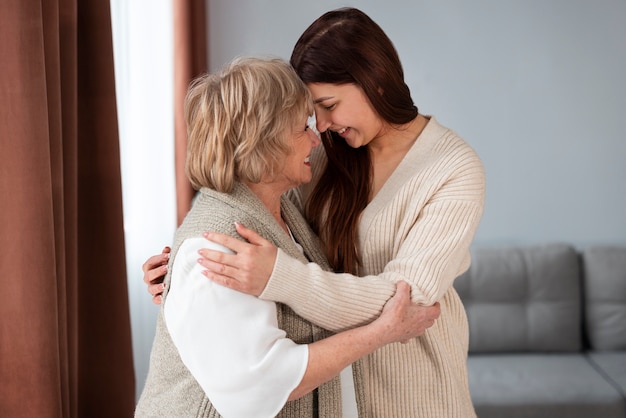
left=134, top=57, right=439, bottom=418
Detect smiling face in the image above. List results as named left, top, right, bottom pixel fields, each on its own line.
left=307, top=82, right=386, bottom=149
left=278, top=114, right=321, bottom=190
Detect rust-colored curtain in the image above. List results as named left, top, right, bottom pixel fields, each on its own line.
left=174, top=0, right=208, bottom=225
left=0, top=1, right=135, bottom=417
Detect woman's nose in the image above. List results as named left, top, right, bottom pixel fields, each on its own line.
left=315, top=112, right=331, bottom=133
left=308, top=128, right=321, bottom=148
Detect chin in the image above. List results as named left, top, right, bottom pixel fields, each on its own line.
left=344, top=137, right=362, bottom=148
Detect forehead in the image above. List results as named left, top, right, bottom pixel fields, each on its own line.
left=307, top=82, right=361, bottom=103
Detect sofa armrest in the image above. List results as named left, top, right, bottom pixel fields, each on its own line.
left=583, top=246, right=626, bottom=351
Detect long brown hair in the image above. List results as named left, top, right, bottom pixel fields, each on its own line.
left=290, top=8, right=418, bottom=273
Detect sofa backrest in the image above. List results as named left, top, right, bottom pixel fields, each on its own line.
left=582, top=246, right=626, bottom=351
left=454, top=244, right=582, bottom=353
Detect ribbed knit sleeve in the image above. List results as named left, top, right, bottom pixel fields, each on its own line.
left=262, top=249, right=396, bottom=331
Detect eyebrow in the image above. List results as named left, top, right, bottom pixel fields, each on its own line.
left=313, top=96, right=334, bottom=104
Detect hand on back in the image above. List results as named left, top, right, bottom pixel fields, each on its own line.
left=373, top=281, right=441, bottom=344
left=142, top=246, right=170, bottom=304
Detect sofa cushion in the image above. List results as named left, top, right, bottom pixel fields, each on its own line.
left=468, top=353, right=626, bottom=418
left=455, top=244, right=581, bottom=353
left=583, top=246, right=626, bottom=350
left=588, top=352, right=626, bottom=397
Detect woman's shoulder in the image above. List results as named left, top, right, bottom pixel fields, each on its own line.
left=396, top=116, right=485, bottom=196
left=419, top=116, right=483, bottom=168
left=175, top=186, right=269, bottom=252
left=181, top=190, right=242, bottom=232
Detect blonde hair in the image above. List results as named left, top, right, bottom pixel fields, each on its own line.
left=184, top=56, right=313, bottom=192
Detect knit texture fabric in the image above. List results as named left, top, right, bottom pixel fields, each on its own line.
left=266, top=117, right=485, bottom=417
left=135, top=183, right=346, bottom=417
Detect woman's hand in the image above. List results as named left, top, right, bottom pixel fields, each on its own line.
left=373, top=281, right=441, bottom=344
left=142, top=247, right=170, bottom=304
left=198, top=223, right=277, bottom=296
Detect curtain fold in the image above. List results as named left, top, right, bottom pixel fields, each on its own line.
left=173, top=0, right=208, bottom=224
left=0, top=0, right=135, bottom=416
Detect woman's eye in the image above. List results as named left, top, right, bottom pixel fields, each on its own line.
left=324, top=104, right=336, bottom=111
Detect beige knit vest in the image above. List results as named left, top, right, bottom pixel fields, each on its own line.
left=136, top=183, right=346, bottom=417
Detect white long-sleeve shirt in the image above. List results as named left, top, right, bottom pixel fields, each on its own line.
left=164, top=237, right=308, bottom=418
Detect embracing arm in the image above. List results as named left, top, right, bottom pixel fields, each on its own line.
left=199, top=196, right=481, bottom=333
left=199, top=158, right=484, bottom=332
left=167, top=238, right=438, bottom=416
left=290, top=279, right=437, bottom=400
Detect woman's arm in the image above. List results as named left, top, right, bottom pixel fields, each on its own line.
left=198, top=179, right=483, bottom=332
left=165, top=239, right=305, bottom=417
left=291, top=280, right=438, bottom=400
left=198, top=227, right=395, bottom=330
left=198, top=225, right=396, bottom=330
left=167, top=237, right=439, bottom=416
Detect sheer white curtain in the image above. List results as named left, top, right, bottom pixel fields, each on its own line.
left=110, top=0, right=177, bottom=400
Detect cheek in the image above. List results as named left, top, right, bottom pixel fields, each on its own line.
left=360, top=111, right=384, bottom=136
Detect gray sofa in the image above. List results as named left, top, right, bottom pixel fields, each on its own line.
left=454, top=244, right=626, bottom=418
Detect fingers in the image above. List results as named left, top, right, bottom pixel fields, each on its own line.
left=197, top=251, right=241, bottom=279
left=399, top=280, right=440, bottom=323
left=142, top=248, right=170, bottom=306
left=398, top=282, right=440, bottom=338
left=144, top=263, right=168, bottom=285
left=202, top=230, right=249, bottom=254
left=150, top=285, right=165, bottom=305
left=394, top=280, right=411, bottom=298
left=149, top=282, right=166, bottom=297
left=142, top=251, right=170, bottom=275
left=373, top=282, right=442, bottom=345
left=201, top=270, right=249, bottom=293
left=234, top=222, right=272, bottom=246
left=425, top=302, right=441, bottom=321
left=202, top=223, right=273, bottom=252
left=198, top=256, right=265, bottom=296
left=198, top=226, right=277, bottom=296
left=379, top=281, right=410, bottom=323
left=389, top=280, right=412, bottom=307
left=412, top=302, right=439, bottom=335
left=197, top=250, right=269, bottom=296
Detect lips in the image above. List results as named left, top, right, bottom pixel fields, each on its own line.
left=336, top=127, right=349, bottom=137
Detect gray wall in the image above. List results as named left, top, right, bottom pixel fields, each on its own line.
left=208, top=0, right=626, bottom=247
